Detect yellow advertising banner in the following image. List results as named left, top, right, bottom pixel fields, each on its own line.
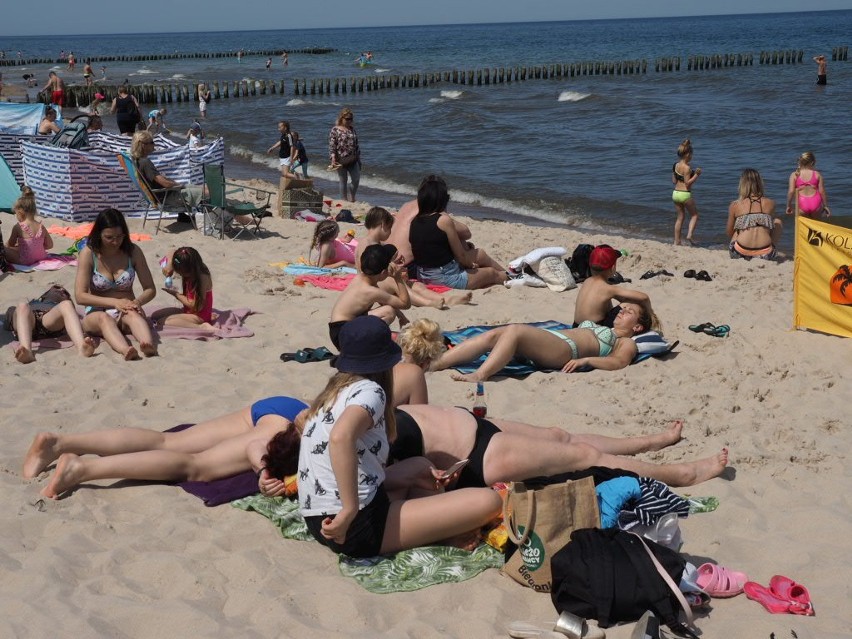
left=793, top=216, right=852, bottom=338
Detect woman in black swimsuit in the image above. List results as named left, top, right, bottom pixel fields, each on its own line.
left=390, top=404, right=728, bottom=488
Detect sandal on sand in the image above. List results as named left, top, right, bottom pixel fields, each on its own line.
left=744, top=581, right=795, bottom=614
left=694, top=562, right=748, bottom=597
left=703, top=324, right=730, bottom=338
left=683, top=269, right=696, bottom=278
left=769, top=575, right=814, bottom=615
left=688, top=322, right=714, bottom=333
left=279, top=347, right=334, bottom=363
left=695, top=270, right=713, bottom=281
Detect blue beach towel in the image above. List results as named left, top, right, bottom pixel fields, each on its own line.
left=442, top=321, right=673, bottom=377
left=281, top=264, right=357, bottom=276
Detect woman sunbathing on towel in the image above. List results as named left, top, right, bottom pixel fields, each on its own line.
left=431, top=302, right=658, bottom=382
left=26, top=396, right=307, bottom=499
left=390, top=404, right=728, bottom=488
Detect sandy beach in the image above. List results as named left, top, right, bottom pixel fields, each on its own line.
left=1, top=186, right=849, bottom=638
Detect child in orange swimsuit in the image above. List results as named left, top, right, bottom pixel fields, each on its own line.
left=152, top=246, right=215, bottom=329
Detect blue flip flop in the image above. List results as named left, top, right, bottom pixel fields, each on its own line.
left=703, top=324, right=730, bottom=337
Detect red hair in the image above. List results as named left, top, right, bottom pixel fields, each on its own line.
left=261, top=426, right=300, bottom=479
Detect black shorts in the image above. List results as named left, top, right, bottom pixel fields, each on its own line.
left=328, top=320, right=346, bottom=350
left=304, top=485, right=391, bottom=558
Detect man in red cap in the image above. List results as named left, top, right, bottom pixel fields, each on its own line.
left=573, top=244, right=653, bottom=327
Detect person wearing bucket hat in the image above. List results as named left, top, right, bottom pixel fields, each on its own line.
left=328, top=244, right=410, bottom=349
left=573, top=244, right=653, bottom=327
left=298, top=316, right=502, bottom=558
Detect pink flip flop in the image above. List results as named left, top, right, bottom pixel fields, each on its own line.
left=744, top=581, right=792, bottom=614
left=694, top=562, right=748, bottom=597
left=769, top=575, right=815, bottom=616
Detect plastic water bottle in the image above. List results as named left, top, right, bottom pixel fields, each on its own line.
left=164, top=276, right=173, bottom=289
left=472, top=382, right=487, bottom=418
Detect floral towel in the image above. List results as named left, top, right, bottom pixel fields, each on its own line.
left=231, top=493, right=503, bottom=593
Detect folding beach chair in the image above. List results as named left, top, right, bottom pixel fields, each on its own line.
left=116, top=152, right=197, bottom=234
left=202, top=163, right=274, bottom=240
left=0, top=154, right=21, bottom=213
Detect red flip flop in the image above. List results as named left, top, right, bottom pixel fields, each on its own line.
left=769, top=575, right=815, bottom=616
left=744, top=581, right=792, bottom=613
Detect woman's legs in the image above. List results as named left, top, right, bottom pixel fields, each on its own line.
left=42, top=300, right=96, bottom=358
left=336, top=166, right=348, bottom=200
left=380, top=488, right=502, bottom=554
left=434, top=324, right=575, bottom=382
left=465, top=266, right=507, bottom=290
left=684, top=199, right=699, bottom=244
left=119, top=310, right=157, bottom=357
left=346, top=163, right=360, bottom=202
left=490, top=418, right=683, bottom=455
left=153, top=307, right=213, bottom=330
left=673, top=202, right=686, bottom=245
left=23, top=406, right=257, bottom=479
left=482, top=436, right=728, bottom=488
left=82, top=311, right=139, bottom=360
left=13, top=302, right=37, bottom=363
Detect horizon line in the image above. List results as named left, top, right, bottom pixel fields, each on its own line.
left=0, top=9, right=846, bottom=39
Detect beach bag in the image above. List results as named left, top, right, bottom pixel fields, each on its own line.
left=567, top=243, right=594, bottom=282
left=532, top=255, right=577, bottom=292
left=501, top=476, right=600, bottom=592
left=37, top=285, right=72, bottom=305
left=338, top=152, right=358, bottom=167
left=551, top=528, right=697, bottom=636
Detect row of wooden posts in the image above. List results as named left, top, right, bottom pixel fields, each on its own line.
left=0, top=48, right=335, bottom=67
left=46, top=46, right=849, bottom=107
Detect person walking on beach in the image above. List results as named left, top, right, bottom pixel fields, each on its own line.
left=671, top=138, right=701, bottom=246
left=110, top=85, right=141, bottom=136
left=329, top=108, right=361, bottom=202
left=813, top=54, right=827, bottom=85
left=67, top=52, right=76, bottom=71
left=41, top=71, right=65, bottom=107
left=265, top=57, right=272, bottom=71
left=281, top=51, right=288, bottom=67
left=83, top=60, right=94, bottom=86
left=267, top=120, right=295, bottom=174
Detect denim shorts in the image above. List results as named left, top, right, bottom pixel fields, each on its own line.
left=416, top=260, right=469, bottom=289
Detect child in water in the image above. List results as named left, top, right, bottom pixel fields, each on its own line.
left=309, top=219, right=357, bottom=269
left=152, top=246, right=215, bottom=329
left=4, top=186, right=53, bottom=266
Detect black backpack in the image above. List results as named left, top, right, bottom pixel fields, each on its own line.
left=551, top=528, right=696, bottom=636
left=566, top=243, right=594, bottom=282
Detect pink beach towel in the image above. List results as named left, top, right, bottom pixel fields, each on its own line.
left=298, top=274, right=452, bottom=294
left=153, top=307, right=255, bottom=340
left=10, top=254, right=77, bottom=272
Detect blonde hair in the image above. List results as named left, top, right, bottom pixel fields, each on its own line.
left=130, top=131, right=153, bottom=159
left=397, top=319, right=446, bottom=366
left=336, top=107, right=354, bottom=127
left=796, top=151, right=816, bottom=176
left=305, top=371, right=396, bottom=441
left=737, top=168, right=764, bottom=200
left=14, top=185, right=37, bottom=218
left=676, top=139, right=693, bottom=159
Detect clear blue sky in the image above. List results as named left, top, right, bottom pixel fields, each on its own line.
left=1, top=1, right=848, bottom=36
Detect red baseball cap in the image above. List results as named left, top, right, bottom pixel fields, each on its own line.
left=589, top=245, right=620, bottom=270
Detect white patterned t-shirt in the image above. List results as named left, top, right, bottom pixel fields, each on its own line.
left=298, top=379, right=388, bottom=517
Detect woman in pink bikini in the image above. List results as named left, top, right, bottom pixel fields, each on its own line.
left=786, top=151, right=831, bottom=218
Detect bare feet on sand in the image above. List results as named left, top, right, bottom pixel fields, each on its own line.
left=450, top=372, right=482, bottom=383
left=79, top=336, right=96, bottom=358
left=124, top=346, right=141, bottom=361
left=446, top=291, right=473, bottom=307
left=441, top=528, right=483, bottom=552
left=23, top=432, right=60, bottom=479
left=674, top=448, right=729, bottom=487
left=139, top=342, right=158, bottom=357
left=40, top=453, right=84, bottom=498
left=14, top=345, right=36, bottom=364
left=644, top=420, right=684, bottom=452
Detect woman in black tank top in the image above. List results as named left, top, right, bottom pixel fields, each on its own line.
left=111, top=86, right=140, bottom=135
left=408, top=175, right=507, bottom=290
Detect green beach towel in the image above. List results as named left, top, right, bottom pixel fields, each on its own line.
left=232, top=494, right=503, bottom=593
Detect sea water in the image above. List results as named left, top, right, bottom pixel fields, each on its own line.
left=3, top=11, right=851, bottom=250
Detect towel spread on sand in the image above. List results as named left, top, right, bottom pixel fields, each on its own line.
left=443, top=320, right=671, bottom=377
left=232, top=494, right=503, bottom=593
left=152, top=307, right=255, bottom=340
left=295, top=272, right=453, bottom=294
left=9, top=254, right=77, bottom=272
left=280, top=264, right=358, bottom=276
left=47, top=223, right=152, bottom=242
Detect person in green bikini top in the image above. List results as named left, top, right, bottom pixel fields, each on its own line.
left=431, top=302, right=659, bottom=382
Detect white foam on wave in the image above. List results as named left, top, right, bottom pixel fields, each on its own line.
left=230, top=144, right=279, bottom=170
left=440, top=90, right=464, bottom=99
left=558, top=91, right=591, bottom=102
left=448, top=186, right=586, bottom=227
left=170, top=73, right=186, bottom=80
left=286, top=98, right=341, bottom=107
left=133, top=68, right=157, bottom=75
left=374, top=68, right=391, bottom=73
